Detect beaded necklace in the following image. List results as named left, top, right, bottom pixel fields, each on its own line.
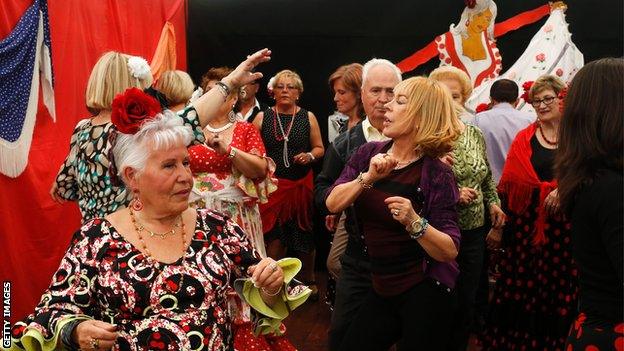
left=538, top=122, right=558, bottom=146
left=129, top=209, right=188, bottom=294
left=272, top=105, right=297, bottom=168
left=205, top=121, right=234, bottom=134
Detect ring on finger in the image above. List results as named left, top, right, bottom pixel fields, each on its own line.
left=392, top=209, right=400, bottom=216
left=90, top=337, right=100, bottom=350
left=269, top=262, right=278, bottom=272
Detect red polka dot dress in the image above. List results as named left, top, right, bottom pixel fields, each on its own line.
left=481, top=134, right=578, bottom=350
left=188, top=122, right=277, bottom=256
left=189, top=122, right=294, bottom=351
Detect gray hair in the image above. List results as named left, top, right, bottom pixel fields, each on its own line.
left=361, top=58, right=402, bottom=88
left=113, top=110, right=194, bottom=183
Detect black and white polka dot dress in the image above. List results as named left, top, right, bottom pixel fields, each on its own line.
left=260, top=107, right=311, bottom=180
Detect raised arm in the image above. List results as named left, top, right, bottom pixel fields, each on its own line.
left=191, top=49, right=271, bottom=127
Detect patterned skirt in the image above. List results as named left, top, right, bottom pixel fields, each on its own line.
left=480, top=195, right=578, bottom=350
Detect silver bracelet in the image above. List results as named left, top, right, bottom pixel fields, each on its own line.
left=306, top=152, right=315, bottom=161
left=215, top=81, right=231, bottom=99
left=261, top=285, right=282, bottom=296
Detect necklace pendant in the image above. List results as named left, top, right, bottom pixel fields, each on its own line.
left=284, top=136, right=289, bottom=142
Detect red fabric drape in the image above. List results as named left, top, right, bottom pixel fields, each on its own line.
left=0, top=0, right=187, bottom=322
left=497, top=123, right=557, bottom=246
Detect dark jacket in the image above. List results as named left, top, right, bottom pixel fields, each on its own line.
left=326, top=140, right=461, bottom=288
left=314, top=123, right=369, bottom=260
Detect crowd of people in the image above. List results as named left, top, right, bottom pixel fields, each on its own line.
left=6, top=46, right=622, bottom=351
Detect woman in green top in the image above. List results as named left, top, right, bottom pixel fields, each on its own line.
left=430, top=66, right=506, bottom=351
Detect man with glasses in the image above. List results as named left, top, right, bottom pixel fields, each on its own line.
left=314, top=58, right=402, bottom=351
left=474, top=79, right=535, bottom=183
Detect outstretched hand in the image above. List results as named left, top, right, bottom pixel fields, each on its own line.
left=222, top=49, right=272, bottom=89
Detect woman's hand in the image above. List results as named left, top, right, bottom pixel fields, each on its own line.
left=293, top=152, right=313, bottom=165
left=248, top=258, right=284, bottom=295
left=366, top=153, right=398, bottom=183
left=384, top=196, right=418, bottom=227
left=458, top=187, right=478, bottom=205
left=544, top=188, right=560, bottom=216
left=439, top=152, right=454, bottom=167
left=486, top=227, right=503, bottom=250
left=49, top=183, right=66, bottom=203
left=207, top=133, right=228, bottom=155
left=325, top=214, right=338, bottom=232
left=489, top=204, right=506, bottom=229
left=222, top=49, right=271, bottom=89
left=72, top=320, right=117, bottom=351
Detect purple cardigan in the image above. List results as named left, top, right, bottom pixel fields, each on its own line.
left=327, top=140, right=461, bottom=289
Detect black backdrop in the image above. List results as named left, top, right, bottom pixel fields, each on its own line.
left=188, top=0, right=623, bottom=141
left=187, top=0, right=623, bottom=265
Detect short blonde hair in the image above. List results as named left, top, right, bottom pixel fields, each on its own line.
left=429, top=66, right=473, bottom=104
left=529, top=74, right=565, bottom=101
left=393, top=77, right=461, bottom=158
left=85, top=52, right=153, bottom=113
left=155, top=70, right=195, bottom=106
left=273, top=69, right=304, bottom=93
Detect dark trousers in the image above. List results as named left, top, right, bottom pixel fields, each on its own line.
left=339, top=279, right=456, bottom=351
left=447, top=225, right=488, bottom=351
left=328, top=254, right=372, bottom=351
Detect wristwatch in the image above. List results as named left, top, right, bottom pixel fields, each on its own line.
left=407, top=217, right=429, bottom=240
left=228, top=146, right=238, bottom=159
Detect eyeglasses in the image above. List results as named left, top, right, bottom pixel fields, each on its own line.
left=531, top=95, right=557, bottom=107
left=274, top=85, right=298, bottom=91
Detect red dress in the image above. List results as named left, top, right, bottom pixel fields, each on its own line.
left=188, top=122, right=294, bottom=351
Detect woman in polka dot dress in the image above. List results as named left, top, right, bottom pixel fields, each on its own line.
left=481, top=76, right=578, bottom=350
left=189, top=68, right=299, bottom=351
left=253, top=69, right=325, bottom=298
left=50, top=52, right=154, bottom=223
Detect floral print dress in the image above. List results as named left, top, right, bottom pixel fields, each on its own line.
left=10, top=209, right=261, bottom=350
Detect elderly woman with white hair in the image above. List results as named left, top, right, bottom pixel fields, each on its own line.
left=8, top=87, right=309, bottom=351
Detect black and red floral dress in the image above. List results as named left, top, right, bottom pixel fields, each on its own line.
left=10, top=209, right=270, bottom=350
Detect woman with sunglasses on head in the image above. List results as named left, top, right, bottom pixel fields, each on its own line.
left=253, top=69, right=325, bottom=299
left=481, top=75, right=578, bottom=350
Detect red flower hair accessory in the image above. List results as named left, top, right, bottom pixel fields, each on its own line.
left=111, top=87, right=162, bottom=134
left=520, top=80, right=534, bottom=103
left=465, top=0, right=477, bottom=8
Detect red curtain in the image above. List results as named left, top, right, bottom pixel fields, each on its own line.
left=0, top=0, right=187, bottom=322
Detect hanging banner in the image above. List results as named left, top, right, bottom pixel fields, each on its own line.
left=0, top=0, right=55, bottom=178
